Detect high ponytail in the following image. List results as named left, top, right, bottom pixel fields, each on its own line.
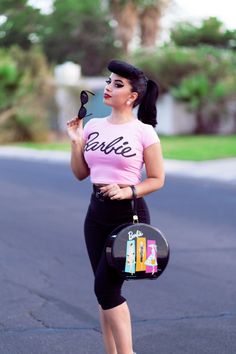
left=137, top=79, right=159, bottom=127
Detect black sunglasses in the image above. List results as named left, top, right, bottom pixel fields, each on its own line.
left=78, top=90, right=95, bottom=119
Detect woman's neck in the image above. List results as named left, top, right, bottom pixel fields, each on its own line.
left=108, top=108, right=136, bottom=124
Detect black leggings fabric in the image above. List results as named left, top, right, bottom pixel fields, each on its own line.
left=84, top=190, right=150, bottom=310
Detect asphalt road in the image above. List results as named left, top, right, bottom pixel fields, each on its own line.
left=0, top=158, right=236, bottom=354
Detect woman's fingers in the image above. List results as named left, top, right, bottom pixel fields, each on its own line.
left=66, top=117, right=80, bottom=127
left=66, top=117, right=83, bottom=141
left=100, top=184, right=122, bottom=199
left=100, top=184, right=118, bottom=194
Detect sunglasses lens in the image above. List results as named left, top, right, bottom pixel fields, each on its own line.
left=78, top=90, right=94, bottom=119
left=81, top=91, right=88, bottom=104
left=78, top=105, right=86, bottom=119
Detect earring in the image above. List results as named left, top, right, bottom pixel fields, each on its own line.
left=127, top=100, right=131, bottom=105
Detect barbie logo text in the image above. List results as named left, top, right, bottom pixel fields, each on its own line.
left=128, top=230, right=144, bottom=240
left=84, top=132, right=136, bottom=158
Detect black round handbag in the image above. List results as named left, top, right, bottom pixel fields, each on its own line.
left=106, top=191, right=170, bottom=280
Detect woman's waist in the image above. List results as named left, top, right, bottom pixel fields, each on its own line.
left=92, top=184, right=130, bottom=202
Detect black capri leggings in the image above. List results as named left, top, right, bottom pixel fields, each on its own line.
left=84, top=187, right=150, bottom=310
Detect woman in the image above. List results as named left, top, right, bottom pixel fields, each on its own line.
left=67, top=59, right=165, bottom=354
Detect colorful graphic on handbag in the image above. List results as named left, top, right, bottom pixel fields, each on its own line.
left=124, top=236, right=158, bottom=274
left=145, top=240, right=158, bottom=274
left=136, top=237, right=146, bottom=272
left=124, top=240, right=136, bottom=274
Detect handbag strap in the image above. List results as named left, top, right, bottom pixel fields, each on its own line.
left=130, top=185, right=139, bottom=224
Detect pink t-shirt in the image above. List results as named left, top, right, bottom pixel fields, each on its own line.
left=83, top=117, right=160, bottom=185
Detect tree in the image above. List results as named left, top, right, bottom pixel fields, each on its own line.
left=138, top=0, right=171, bottom=49
left=40, top=0, right=120, bottom=74
left=171, top=17, right=236, bottom=49
left=109, top=0, right=171, bottom=53
left=0, top=0, right=120, bottom=75
left=109, top=0, right=138, bottom=53
left=0, top=0, right=44, bottom=49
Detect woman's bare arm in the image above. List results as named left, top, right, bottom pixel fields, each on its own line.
left=67, top=117, right=90, bottom=181
left=135, top=141, right=165, bottom=197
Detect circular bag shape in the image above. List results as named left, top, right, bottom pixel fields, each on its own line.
left=106, top=223, right=170, bottom=280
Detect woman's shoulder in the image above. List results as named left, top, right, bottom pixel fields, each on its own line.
left=135, top=119, right=160, bottom=145
left=135, top=119, right=156, bottom=132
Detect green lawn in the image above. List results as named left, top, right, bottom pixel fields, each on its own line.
left=11, top=135, right=236, bottom=161
left=161, top=135, right=236, bottom=161
left=14, top=142, right=71, bottom=151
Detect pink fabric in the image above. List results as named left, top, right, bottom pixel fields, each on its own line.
left=83, top=118, right=160, bottom=185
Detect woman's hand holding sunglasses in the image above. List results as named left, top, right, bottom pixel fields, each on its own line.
left=66, top=117, right=83, bottom=144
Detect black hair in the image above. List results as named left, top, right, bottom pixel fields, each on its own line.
left=107, top=59, right=159, bottom=127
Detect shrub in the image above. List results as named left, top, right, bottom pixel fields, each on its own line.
left=0, top=46, right=53, bottom=143
left=131, top=45, right=201, bottom=92
left=130, top=45, right=236, bottom=133
left=170, top=48, right=236, bottom=133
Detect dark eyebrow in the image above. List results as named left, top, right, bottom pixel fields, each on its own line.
left=108, top=77, right=125, bottom=84
left=114, top=79, right=124, bottom=84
